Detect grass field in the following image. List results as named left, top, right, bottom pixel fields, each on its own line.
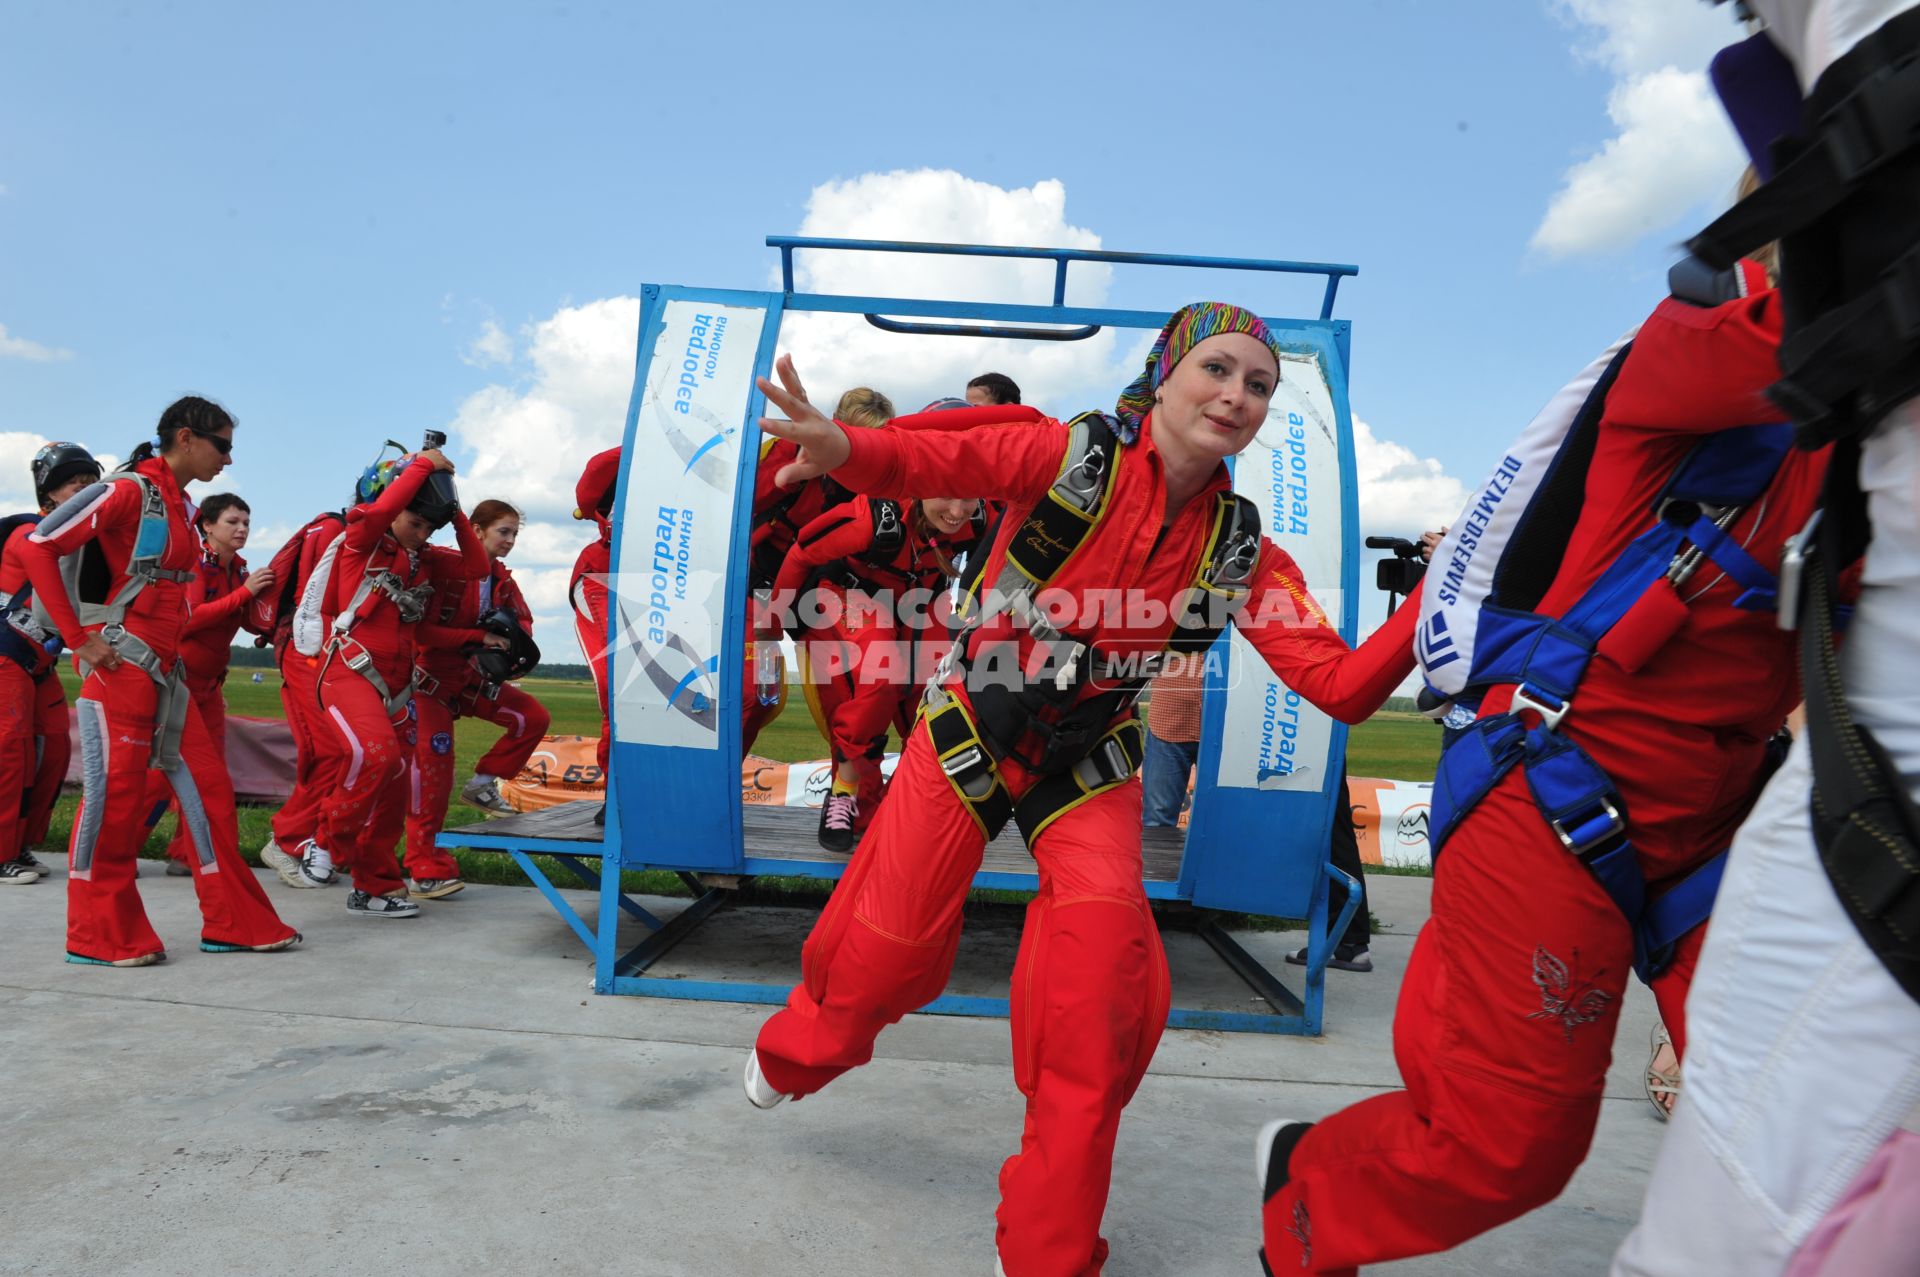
left=43, top=667, right=1441, bottom=903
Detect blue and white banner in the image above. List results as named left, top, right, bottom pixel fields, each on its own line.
left=611, top=299, right=766, bottom=751
left=1214, top=349, right=1345, bottom=792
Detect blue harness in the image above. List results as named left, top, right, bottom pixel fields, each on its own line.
left=1429, top=423, right=1797, bottom=982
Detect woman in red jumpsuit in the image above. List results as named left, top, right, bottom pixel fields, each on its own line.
left=402, top=498, right=550, bottom=898
left=570, top=447, right=619, bottom=780
left=258, top=508, right=348, bottom=888
left=1255, top=262, right=1829, bottom=1275
left=745, top=304, right=1421, bottom=1277
left=0, top=443, right=102, bottom=883
left=25, top=398, right=300, bottom=965
left=774, top=491, right=981, bottom=850
left=163, top=493, right=274, bottom=874
left=743, top=387, right=895, bottom=755
left=308, top=450, right=488, bottom=918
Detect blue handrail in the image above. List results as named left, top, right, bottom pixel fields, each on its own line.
left=766, top=236, right=1359, bottom=320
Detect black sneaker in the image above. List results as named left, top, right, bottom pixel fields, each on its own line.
left=0, top=859, right=41, bottom=885
left=817, top=792, right=858, bottom=854
left=346, top=890, right=421, bottom=919
left=1284, top=944, right=1372, bottom=973
left=15, top=849, right=53, bottom=876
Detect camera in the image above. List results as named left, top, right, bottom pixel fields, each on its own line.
left=1366, top=535, right=1429, bottom=614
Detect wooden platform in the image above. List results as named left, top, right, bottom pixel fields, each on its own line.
left=444, top=799, right=1189, bottom=883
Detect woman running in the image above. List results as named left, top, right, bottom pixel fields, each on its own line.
left=743, top=303, right=1422, bottom=1277
left=302, top=448, right=487, bottom=917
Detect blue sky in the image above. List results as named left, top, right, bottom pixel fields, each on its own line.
left=0, top=0, right=1753, bottom=637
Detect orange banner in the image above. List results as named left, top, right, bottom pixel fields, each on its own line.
left=503, top=735, right=1434, bottom=868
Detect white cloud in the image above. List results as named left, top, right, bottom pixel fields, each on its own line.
left=1532, top=0, right=1747, bottom=257
left=1351, top=416, right=1467, bottom=535
left=442, top=297, right=639, bottom=641
left=0, top=322, right=74, bottom=362
left=0, top=431, right=50, bottom=511
left=441, top=170, right=1464, bottom=647
left=462, top=319, right=514, bottom=369
left=775, top=169, right=1134, bottom=417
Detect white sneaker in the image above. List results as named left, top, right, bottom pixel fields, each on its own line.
left=406, top=877, right=466, bottom=900
left=743, top=1050, right=789, bottom=1110
left=460, top=775, right=515, bottom=814
left=260, top=838, right=313, bottom=889
left=1256, top=1119, right=1312, bottom=1201
left=345, top=890, right=420, bottom=919
left=297, top=840, right=336, bottom=887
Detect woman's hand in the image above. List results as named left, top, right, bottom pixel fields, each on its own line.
left=1419, top=527, right=1448, bottom=563
left=421, top=448, right=456, bottom=474
left=244, top=566, right=279, bottom=597
left=75, top=633, right=120, bottom=672
left=480, top=632, right=512, bottom=651
left=757, top=354, right=850, bottom=486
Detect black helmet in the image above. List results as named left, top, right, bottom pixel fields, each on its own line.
left=473, top=607, right=540, bottom=682
left=31, top=442, right=102, bottom=505
left=409, top=469, right=462, bottom=530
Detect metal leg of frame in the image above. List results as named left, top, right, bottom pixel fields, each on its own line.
left=612, top=887, right=733, bottom=978
left=548, top=852, right=666, bottom=930
left=1195, top=917, right=1308, bottom=1020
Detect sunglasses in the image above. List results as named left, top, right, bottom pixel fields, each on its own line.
left=190, top=428, right=233, bottom=457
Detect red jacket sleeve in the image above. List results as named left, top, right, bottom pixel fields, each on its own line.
left=448, top=512, right=489, bottom=579
left=23, top=480, right=143, bottom=649
left=773, top=498, right=876, bottom=603
left=183, top=579, right=254, bottom=635
left=1237, top=540, right=1420, bottom=724
left=835, top=414, right=1069, bottom=505
left=345, top=456, right=435, bottom=553
left=1605, top=285, right=1787, bottom=435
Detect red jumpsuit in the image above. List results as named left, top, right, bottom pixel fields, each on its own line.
left=571, top=446, right=620, bottom=774
left=753, top=409, right=1418, bottom=1277
left=775, top=495, right=977, bottom=830
left=267, top=516, right=347, bottom=860
left=742, top=440, right=850, bottom=753
left=1261, top=278, right=1830, bottom=1273
left=403, top=559, right=550, bottom=879
left=164, top=548, right=253, bottom=868
left=312, top=458, right=487, bottom=898
left=1, top=521, right=67, bottom=862
left=25, top=458, right=297, bottom=961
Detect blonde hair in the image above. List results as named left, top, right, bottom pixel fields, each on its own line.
left=834, top=387, right=895, bottom=430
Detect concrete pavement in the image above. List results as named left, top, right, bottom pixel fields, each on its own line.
left=0, top=866, right=1667, bottom=1275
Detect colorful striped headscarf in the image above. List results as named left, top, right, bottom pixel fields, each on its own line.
left=1114, top=302, right=1284, bottom=443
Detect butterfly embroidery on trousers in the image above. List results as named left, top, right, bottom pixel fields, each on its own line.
left=1527, top=945, right=1613, bottom=1043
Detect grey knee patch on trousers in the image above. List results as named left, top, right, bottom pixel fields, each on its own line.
left=72, top=699, right=110, bottom=880
left=163, top=761, right=220, bottom=872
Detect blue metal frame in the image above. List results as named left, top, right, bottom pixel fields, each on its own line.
left=441, top=236, right=1367, bottom=1035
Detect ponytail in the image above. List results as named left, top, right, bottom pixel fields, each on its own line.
left=120, top=441, right=158, bottom=472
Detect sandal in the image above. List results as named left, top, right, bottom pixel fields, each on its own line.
left=1644, top=1020, right=1681, bottom=1122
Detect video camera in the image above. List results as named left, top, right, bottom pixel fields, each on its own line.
left=1366, top=535, right=1428, bottom=616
